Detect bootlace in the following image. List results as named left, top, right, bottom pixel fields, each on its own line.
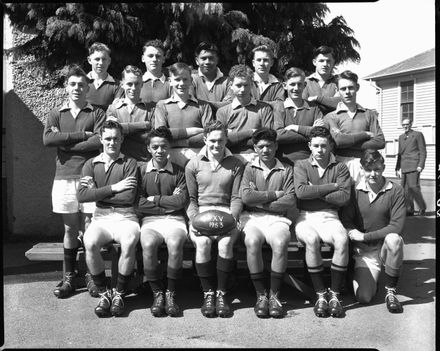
left=385, top=287, right=397, bottom=302
left=204, top=290, right=215, bottom=307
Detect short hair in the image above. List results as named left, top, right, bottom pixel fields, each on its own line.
left=88, top=42, right=111, bottom=56
left=309, top=126, right=335, bottom=146
left=100, top=120, right=123, bottom=136
left=146, top=126, right=173, bottom=146
left=168, top=62, right=191, bottom=77
left=252, top=127, right=277, bottom=145
left=195, top=41, right=219, bottom=57
left=337, top=70, right=359, bottom=85
left=313, top=45, right=335, bottom=60
left=142, top=39, right=165, bottom=54
left=66, top=64, right=89, bottom=83
left=121, top=65, right=143, bottom=81
left=360, top=149, right=385, bottom=170
left=203, top=120, right=228, bottom=137
left=228, top=64, right=254, bottom=81
left=252, top=45, right=274, bottom=60
left=284, top=67, right=306, bottom=81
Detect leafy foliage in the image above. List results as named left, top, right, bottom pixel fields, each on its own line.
left=4, top=2, right=360, bottom=87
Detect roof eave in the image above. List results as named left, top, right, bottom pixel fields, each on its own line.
left=364, top=66, right=435, bottom=81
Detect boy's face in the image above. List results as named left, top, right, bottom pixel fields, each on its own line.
left=284, top=76, right=306, bottom=100
left=88, top=50, right=111, bottom=75
left=254, top=139, right=277, bottom=164
left=312, top=53, right=335, bottom=77
left=309, top=136, right=331, bottom=163
left=252, top=50, right=273, bottom=76
left=230, top=76, right=252, bottom=100
left=66, top=75, right=89, bottom=102
left=204, top=130, right=227, bottom=158
left=169, top=70, right=191, bottom=96
left=100, top=127, right=123, bottom=158
left=362, top=161, right=385, bottom=186
left=122, top=72, right=142, bottom=101
left=338, top=78, right=359, bottom=106
left=195, top=50, right=218, bottom=76
left=142, top=46, right=165, bottom=73
left=147, top=136, right=170, bottom=165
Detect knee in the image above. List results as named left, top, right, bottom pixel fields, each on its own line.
left=218, top=237, right=234, bottom=256
left=301, top=234, right=321, bottom=250
left=385, top=233, right=404, bottom=254
left=271, top=235, right=290, bottom=254
left=121, top=233, right=140, bottom=254
left=194, top=236, right=212, bottom=254
left=83, top=234, right=100, bottom=252
left=141, top=234, right=160, bottom=253
left=244, top=235, right=263, bottom=253
left=167, top=237, right=185, bottom=255
left=333, top=232, right=349, bottom=251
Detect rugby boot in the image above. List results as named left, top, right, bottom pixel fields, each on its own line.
left=110, top=289, right=125, bottom=317
left=95, top=289, right=112, bottom=318
left=268, top=290, right=284, bottom=318
left=165, top=290, right=180, bottom=317
left=254, top=291, right=269, bottom=318
left=328, top=289, right=343, bottom=317
left=84, top=272, right=99, bottom=297
left=313, top=290, right=329, bottom=317
left=215, top=290, right=231, bottom=318
left=385, top=287, right=403, bottom=313
left=150, top=290, right=165, bottom=317
left=201, top=290, right=216, bottom=318
left=53, top=272, right=76, bottom=298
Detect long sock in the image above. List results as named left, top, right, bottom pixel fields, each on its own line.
left=384, top=272, right=399, bottom=289
left=116, top=272, right=131, bottom=295
left=91, top=271, right=107, bottom=292
left=330, top=262, right=347, bottom=293
left=64, top=247, right=78, bottom=274
left=195, top=261, right=215, bottom=292
left=145, top=266, right=164, bottom=293
left=270, top=271, right=284, bottom=295
left=308, top=264, right=326, bottom=293
left=167, top=266, right=182, bottom=293
left=250, top=272, right=266, bottom=295
left=216, top=256, right=235, bottom=292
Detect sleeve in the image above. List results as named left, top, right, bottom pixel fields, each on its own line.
left=274, top=103, right=309, bottom=145
left=185, top=160, right=200, bottom=222
left=154, top=101, right=169, bottom=129
left=114, top=84, right=124, bottom=100
left=77, top=160, right=113, bottom=203
left=155, top=168, right=189, bottom=212
left=136, top=165, right=161, bottom=215
left=186, top=101, right=213, bottom=147
left=229, top=162, right=244, bottom=220
left=260, top=103, right=274, bottom=130
left=395, top=136, right=402, bottom=171
left=218, top=107, right=254, bottom=145
left=417, top=132, right=427, bottom=169
left=364, top=185, right=406, bottom=242
left=260, top=166, right=296, bottom=213
left=360, top=110, right=386, bottom=150
left=316, top=94, right=342, bottom=111
left=293, top=161, right=338, bottom=199
left=323, top=163, right=351, bottom=206
left=324, top=113, right=371, bottom=148
left=296, top=107, right=324, bottom=137
left=43, top=109, right=87, bottom=146
left=338, top=184, right=359, bottom=231
left=240, top=165, right=278, bottom=206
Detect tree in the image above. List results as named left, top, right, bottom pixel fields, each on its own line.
left=4, top=2, right=360, bottom=87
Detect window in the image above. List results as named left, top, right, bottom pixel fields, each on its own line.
left=400, top=80, right=414, bottom=123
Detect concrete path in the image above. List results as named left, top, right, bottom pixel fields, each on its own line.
left=2, top=215, right=436, bottom=350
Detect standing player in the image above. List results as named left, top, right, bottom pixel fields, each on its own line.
left=294, top=126, right=351, bottom=318
left=185, top=121, right=244, bottom=318
left=341, top=149, right=405, bottom=313
left=78, top=120, right=140, bottom=317
left=137, top=127, right=188, bottom=317
left=43, top=65, right=106, bottom=298
left=140, top=39, right=172, bottom=104
left=240, top=128, right=295, bottom=318
left=395, top=118, right=427, bottom=216
left=155, top=62, right=214, bottom=167
left=216, top=64, right=274, bottom=164
left=302, top=45, right=341, bottom=115
left=274, top=67, right=324, bottom=166
left=191, top=41, right=230, bottom=114
left=106, top=65, right=155, bottom=162
left=324, top=70, right=385, bottom=183
left=86, top=42, right=123, bottom=110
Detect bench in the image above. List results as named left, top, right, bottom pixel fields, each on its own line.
left=25, top=241, right=334, bottom=299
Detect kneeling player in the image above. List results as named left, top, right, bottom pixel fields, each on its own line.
left=78, top=120, right=140, bottom=317
left=137, top=127, right=189, bottom=317
left=185, top=121, right=244, bottom=318
left=294, top=126, right=351, bottom=318
left=240, top=128, right=295, bottom=318
left=341, top=149, right=405, bottom=313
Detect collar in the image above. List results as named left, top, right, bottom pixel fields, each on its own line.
left=253, top=72, right=279, bottom=85
left=335, top=101, right=366, bottom=114
left=284, top=98, right=310, bottom=110
left=92, top=152, right=125, bottom=164
left=59, top=102, right=94, bottom=112
left=142, top=71, right=166, bottom=83
left=250, top=157, right=285, bottom=171
left=114, top=98, right=146, bottom=109
left=163, top=93, right=198, bottom=109
left=308, top=153, right=337, bottom=167
left=87, top=71, right=115, bottom=83
left=198, top=67, right=224, bottom=81
left=306, top=72, right=335, bottom=83
left=198, top=146, right=233, bottom=161
left=231, top=97, right=258, bottom=110
left=145, top=159, right=173, bottom=173
left=357, top=177, right=393, bottom=192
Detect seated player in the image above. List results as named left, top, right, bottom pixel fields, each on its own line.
left=106, top=65, right=155, bottom=162
left=185, top=121, right=244, bottom=318
left=137, top=127, right=189, bottom=317
left=275, top=67, right=324, bottom=166
left=340, top=149, right=405, bottom=313
left=294, top=126, right=351, bottom=318
left=216, top=64, right=274, bottom=164
left=77, top=120, right=140, bottom=317
left=155, top=62, right=214, bottom=167
left=240, top=128, right=295, bottom=318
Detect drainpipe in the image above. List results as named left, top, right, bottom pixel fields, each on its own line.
left=369, top=79, right=383, bottom=126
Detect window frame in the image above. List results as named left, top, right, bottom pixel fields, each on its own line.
left=398, top=78, right=416, bottom=128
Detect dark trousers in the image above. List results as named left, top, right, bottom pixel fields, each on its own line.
left=401, top=171, right=426, bottom=213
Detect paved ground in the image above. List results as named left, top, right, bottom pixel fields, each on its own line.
left=1, top=214, right=436, bottom=350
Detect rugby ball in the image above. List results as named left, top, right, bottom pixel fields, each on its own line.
left=192, top=210, right=236, bottom=236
